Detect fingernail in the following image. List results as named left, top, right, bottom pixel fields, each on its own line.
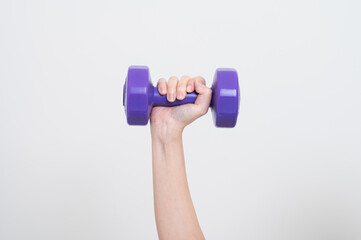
left=187, top=85, right=192, bottom=92
left=168, top=92, right=175, bottom=101
left=177, top=92, right=183, bottom=99
left=160, top=87, right=166, bottom=95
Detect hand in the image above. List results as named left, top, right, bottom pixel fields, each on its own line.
left=150, top=75, right=212, bottom=138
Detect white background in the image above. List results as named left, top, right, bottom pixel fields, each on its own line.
left=1, top=0, right=360, bottom=239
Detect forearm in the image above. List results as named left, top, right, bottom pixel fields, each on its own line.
left=151, top=128, right=204, bottom=240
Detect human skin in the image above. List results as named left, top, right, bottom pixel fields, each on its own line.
left=150, top=74, right=212, bottom=240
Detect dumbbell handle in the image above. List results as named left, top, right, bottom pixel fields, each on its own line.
left=152, top=86, right=199, bottom=107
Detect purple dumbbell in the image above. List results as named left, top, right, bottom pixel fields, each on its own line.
left=123, top=66, right=240, bottom=128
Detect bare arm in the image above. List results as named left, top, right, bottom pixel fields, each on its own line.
left=150, top=75, right=211, bottom=240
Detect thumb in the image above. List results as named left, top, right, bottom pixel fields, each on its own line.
left=194, top=78, right=212, bottom=115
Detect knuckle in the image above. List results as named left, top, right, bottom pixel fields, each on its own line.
left=178, top=82, right=186, bottom=89
left=168, top=76, right=178, bottom=83
left=181, top=75, right=190, bottom=80
left=196, top=76, right=206, bottom=83
left=179, top=76, right=189, bottom=87
left=158, top=80, right=166, bottom=86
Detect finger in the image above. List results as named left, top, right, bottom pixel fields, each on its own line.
left=194, top=77, right=212, bottom=114
left=167, top=76, right=178, bottom=102
left=186, top=78, right=195, bottom=93
left=186, top=76, right=204, bottom=93
left=177, top=75, right=190, bottom=100
left=157, top=78, right=167, bottom=95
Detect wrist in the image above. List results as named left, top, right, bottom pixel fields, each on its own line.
left=150, top=122, right=184, bottom=144
left=151, top=123, right=185, bottom=166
